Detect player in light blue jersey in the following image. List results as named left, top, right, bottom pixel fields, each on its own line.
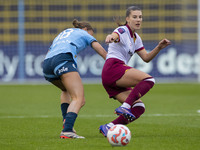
left=43, top=19, right=107, bottom=139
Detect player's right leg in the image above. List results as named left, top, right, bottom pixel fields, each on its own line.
left=60, top=91, right=71, bottom=120
left=59, top=72, right=85, bottom=139
left=51, top=80, right=78, bottom=137
left=60, top=131, right=85, bottom=139
left=43, top=53, right=82, bottom=139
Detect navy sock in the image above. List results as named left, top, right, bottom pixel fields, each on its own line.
left=61, top=103, right=69, bottom=121
left=63, top=112, right=77, bottom=132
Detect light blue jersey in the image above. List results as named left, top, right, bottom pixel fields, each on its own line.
left=45, top=28, right=96, bottom=64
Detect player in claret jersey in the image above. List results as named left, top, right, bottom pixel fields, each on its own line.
left=99, top=6, right=171, bottom=137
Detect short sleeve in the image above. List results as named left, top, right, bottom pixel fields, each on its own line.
left=84, top=32, right=97, bottom=47
left=113, top=27, right=127, bottom=44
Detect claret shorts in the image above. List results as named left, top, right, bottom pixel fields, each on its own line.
left=102, top=58, right=132, bottom=98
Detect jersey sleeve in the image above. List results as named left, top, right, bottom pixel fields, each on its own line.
left=113, top=27, right=126, bottom=44
left=83, top=32, right=97, bottom=47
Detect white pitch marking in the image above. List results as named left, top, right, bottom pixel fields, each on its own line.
left=0, top=113, right=199, bottom=119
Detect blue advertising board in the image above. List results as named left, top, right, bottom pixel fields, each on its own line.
left=0, top=42, right=199, bottom=82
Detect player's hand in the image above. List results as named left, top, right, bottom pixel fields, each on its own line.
left=158, top=39, right=171, bottom=49
left=105, top=34, right=115, bottom=43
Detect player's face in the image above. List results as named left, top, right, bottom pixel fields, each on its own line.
left=87, top=30, right=94, bottom=36
left=126, top=10, right=142, bottom=32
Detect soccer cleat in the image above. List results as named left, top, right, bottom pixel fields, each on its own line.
left=60, top=131, right=85, bottom=139
left=115, top=106, right=136, bottom=121
left=99, top=124, right=111, bottom=137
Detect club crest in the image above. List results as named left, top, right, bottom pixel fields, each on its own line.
left=118, top=28, right=125, bottom=34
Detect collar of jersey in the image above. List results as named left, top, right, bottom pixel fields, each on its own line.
left=126, top=24, right=136, bottom=39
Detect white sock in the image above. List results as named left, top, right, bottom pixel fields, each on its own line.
left=121, top=102, right=131, bottom=109
left=107, top=122, right=114, bottom=127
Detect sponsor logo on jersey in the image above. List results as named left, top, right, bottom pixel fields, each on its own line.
left=128, top=50, right=133, bottom=56
left=72, top=63, right=76, bottom=69
left=118, top=28, right=125, bottom=34
left=58, top=67, right=68, bottom=74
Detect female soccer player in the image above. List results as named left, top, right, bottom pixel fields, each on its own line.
left=43, top=19, right=107, bottom=139
left=99, top=6, right=171, bottom=137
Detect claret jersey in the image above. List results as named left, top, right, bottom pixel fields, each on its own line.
left=106, top=24, right=144, bottom=64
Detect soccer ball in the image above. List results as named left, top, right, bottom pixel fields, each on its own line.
left=107, top=124, right=131, bottom=146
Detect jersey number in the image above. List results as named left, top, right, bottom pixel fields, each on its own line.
left=55, top=29, right=74, bottom=41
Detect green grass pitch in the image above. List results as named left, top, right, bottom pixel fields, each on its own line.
left=0, top=83, right=200, bottom=150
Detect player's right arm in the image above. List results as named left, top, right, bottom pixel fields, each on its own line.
left=105, top=32, right=119, bottom=43
left=91, top=41, right=107, bottom=60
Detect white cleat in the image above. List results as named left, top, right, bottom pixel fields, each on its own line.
left=60, top=131, right=85, bottom=139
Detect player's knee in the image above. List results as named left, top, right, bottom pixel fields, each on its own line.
left=70, top=94, right=85, bottom=106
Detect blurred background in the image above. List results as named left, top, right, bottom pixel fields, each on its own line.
left=0, top=0, right=199, bottom=83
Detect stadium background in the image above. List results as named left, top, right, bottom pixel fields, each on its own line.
left=0, top=0, right=199, bottom=83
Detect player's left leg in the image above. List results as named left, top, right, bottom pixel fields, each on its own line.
left=115, top=90, right=146, bottom=122
left=99, top=90, right=145, bottom=137
left=99, top=99, right=145, bottom=137
left=112, top=100, right=145, bottom=123
left=51, top=80, right=71, bottom=121
left=115, top=68, right=155, bottom=120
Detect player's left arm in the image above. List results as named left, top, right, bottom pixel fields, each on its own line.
left=91, top=41, right=107, bottom=60
left=137, top=38, right=171, bottom=63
